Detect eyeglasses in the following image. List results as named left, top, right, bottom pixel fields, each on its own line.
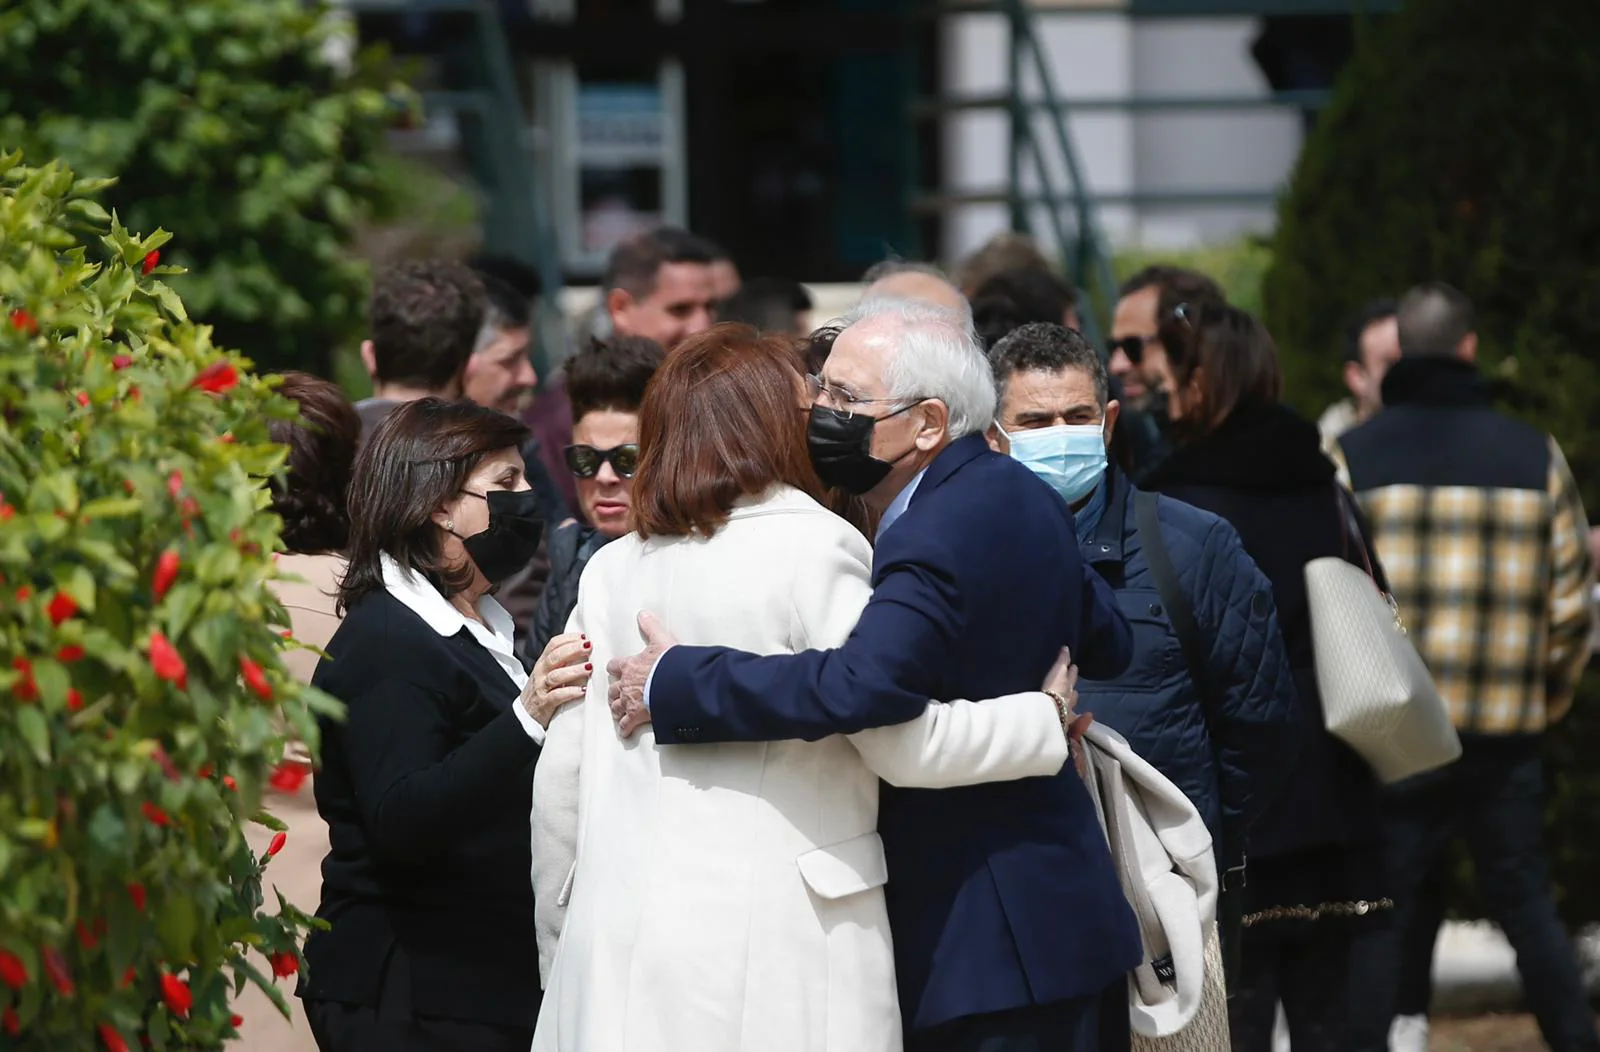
left=564, top=444, right=639, bottom=479
left=1109, top=335, right=1150, bottom=366
left=805, top=373, right=909, bottom=420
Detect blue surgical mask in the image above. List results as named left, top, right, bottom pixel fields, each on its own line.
left=1004, top=423, right=1107, bottom=505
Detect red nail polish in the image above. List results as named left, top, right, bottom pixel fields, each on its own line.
left=584, top=663, right=593, bottom=671
left=584, top=641, right=592, bottom=649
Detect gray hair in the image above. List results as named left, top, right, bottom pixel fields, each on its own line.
left=838, top=296, right=997, bottom=439
left=1397, top=281, right=1475, bottom=358
left=471, top=301, right=513, bottom=356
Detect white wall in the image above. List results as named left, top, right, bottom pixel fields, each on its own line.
left=940, top=11, right=1302, bottom=262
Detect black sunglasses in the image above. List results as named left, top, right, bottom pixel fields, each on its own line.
left=564, top=443, right=639, bottom=479
left=1111, top=303, right=1195, bottom=365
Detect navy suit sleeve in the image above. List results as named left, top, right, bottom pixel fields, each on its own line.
left=649, top=525, right=964, bottom=745
left=1076, top=565, right=1134, bottom=680
left=1194, top=518, right=1302, bottom=866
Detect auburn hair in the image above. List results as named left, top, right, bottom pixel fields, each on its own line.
left=631, top=324, right=822, bottom=539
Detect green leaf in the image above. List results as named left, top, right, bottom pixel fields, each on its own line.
left=15, top=705, right=50, bottom=763
left=80, top=496, right=144, bottom=520
left=52, top=563, right=96, bottom=613
left=150, top=281, right=187, bottom=323
left=156, top=893, right=199, bottom=963
left=163, top=582, right=205, bottom=640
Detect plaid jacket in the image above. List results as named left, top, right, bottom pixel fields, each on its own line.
left=1330, top=358, right=1594, bottom=735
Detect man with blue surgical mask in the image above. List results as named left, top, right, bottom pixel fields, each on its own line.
left=987, top=323, right=1305, bottom=996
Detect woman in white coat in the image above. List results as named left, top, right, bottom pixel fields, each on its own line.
left=530, top=325, right=1077, bottom=1052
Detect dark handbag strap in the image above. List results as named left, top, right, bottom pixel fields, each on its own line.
left=1133, top=488, right=1245, bottom=996
left=1332, top=484, right=1377, bottom=580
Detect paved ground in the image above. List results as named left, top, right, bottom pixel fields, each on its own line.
left=1432, top=1014, right=1599, bottom=1051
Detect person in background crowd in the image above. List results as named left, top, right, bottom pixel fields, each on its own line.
left=859, top=259, right=969, bottom=314
left=985, top=324, right=1300, bottom=986
left=462, top=272, right=539, bottom=417
left=530, top=325, right=1080, bottom=1051
left=952, top=230, right=1055, bottom=297
left=1107, top=265, right=1227, bottom=482
left=1138, top=304, right=1391, bottom=1052
left=719, top=276, right=815, bottom=337
left=1331, top=283, right=1600, bottom=1052
left=234, top=373, right=361, bottom=1052
left=603, top=299, right=1140, bottom=1052
left=299, top=399, right=550, bottom=1052
left=523, top=227, right=720, bottom=516
left=354, top=260, right=485, bottom=434
left=707, top=240, right=742, bottom=307
left=1317, top=298, right=1400, bottom=451
left=523, top=335, right=665, bottom=663
left=969, top=266, right=1081, bottom=349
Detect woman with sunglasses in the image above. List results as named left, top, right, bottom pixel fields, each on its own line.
left=526, top=336, right=665, bottom=661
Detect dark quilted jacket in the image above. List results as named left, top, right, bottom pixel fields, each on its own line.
left=1077, top=468, right=1301, bottom=870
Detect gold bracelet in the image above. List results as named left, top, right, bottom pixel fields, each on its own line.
left=1043, top=690, right=1072, bottom=736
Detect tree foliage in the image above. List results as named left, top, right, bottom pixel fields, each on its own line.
left=1264, top=0, right=1600, bottom=924
left=0, top=0, right=412, bottom=377
left=0, top=155, right=340, bottom=1049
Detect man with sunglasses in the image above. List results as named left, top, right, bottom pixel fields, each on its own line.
left=524, top=336, right=665, bottom=662
left=1108, top=266, right=1227, bottom=481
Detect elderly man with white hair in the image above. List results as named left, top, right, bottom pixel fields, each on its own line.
left=604, top=298, right=1141, bottom=1052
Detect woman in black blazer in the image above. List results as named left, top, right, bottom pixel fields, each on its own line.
left=1138, top=305, right=1391, bottom=1052
left=299, top=398, right=580, bottom=1052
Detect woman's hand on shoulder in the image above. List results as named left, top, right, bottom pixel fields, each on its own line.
left=1041, top=647, right=1093, bottom=778
left=521, top=632, right=593, bottom=727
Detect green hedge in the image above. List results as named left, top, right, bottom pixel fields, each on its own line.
left=0, top=0, right=413, bottom=377
left=1262, top=0, right=1600, bottom=925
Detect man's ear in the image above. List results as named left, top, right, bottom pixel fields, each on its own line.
left=360, top=339, right=378, bottom=383
left=1343, top=360, right=1366, bottom=400
left=986, top=422, right=1007, bottom=454
left=605, top=288, right=634, bottom=326
left=914, top=399, right=951, bottom=450
left=1102, top=399, right=1121, bottom=448
left=1459, top=331, right=1479, bottom=363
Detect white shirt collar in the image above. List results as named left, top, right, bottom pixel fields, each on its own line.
left=380, top=554, right=527, bottom=691
left=875, top=467, right=929, bottom=542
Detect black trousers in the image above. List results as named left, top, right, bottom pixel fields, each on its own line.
left=1226, top=914, right=1391, bottom=1052
left=303, top=945, right=535, bottom=1052
left=908, top=992, right=1102, bottom=1052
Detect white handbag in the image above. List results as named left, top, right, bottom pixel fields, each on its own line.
left=1304, top=488, right=1461, bottom=784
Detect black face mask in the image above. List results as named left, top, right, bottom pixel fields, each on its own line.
left=806, top=403, right=919, bottom=495
left=452, top=488, right=544, bottom=585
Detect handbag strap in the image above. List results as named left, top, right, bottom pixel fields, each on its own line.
left=1332, top=484, right=1377, bottom=581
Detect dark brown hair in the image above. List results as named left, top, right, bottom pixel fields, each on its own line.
left=1158, top=304, right=1284, bottom=435
left=367, top=260, right=486, bottom=390
left=1119, top=264, right=1226, bottom=328
left=601, top=227, right=717, bottom=300
left=567, top=335, right=666, bottom=422
left=268, top=372, right=361, bottom=555
left=631, top=324, right=822, bottom=540
left=339, top=397, right=529, bottom=610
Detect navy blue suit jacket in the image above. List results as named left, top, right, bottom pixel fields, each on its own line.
left=649, top=435, right=1143, bottom=1031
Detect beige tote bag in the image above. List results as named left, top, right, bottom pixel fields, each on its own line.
left=1305, top=488, right=1461, bottom=784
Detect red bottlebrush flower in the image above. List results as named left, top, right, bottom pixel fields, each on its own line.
left=267, top=760, right=308, bottom=794
left=111, top=354, right=133, bottom=370
left=65, top=688, right=83, bottom=712
left=126, top=884, right=147, bottom=912
left=219, top=432, right=235, bottom=444
left=179, top=497, right=199, bottom=519
left=9, top=308, right=37, bottom=334
left=151, top=550, right=179, bottom=600
left=46, top=592, right=77, bottom=625
left=197, top=763, right=214, bottom=779
left=166, top=471, right=183, bottom=499
left=1, top=1005, right=17, bottom=1036
left=268, top=952, right=298, bottom=979
left=122, top=479, right=135, bottom=495
left=14, top=586, right=30, bottom=602
left=119, top=966, right=137, bottom=989
left=75, top=920, right=100, bottom=951
left=240, top=656, right=272, bottom=702
left=151, top=745, right=181, bottom=783
left=222, top=775, right=237, bottom=792
left=141, top=250, right=160, bottom=275
left=0, top=949, right=27, bottom=989
left=230, top=1014, right=244, bottom=1029
left=98, top=1022, right=128, bottom=1052
left=75, top=392, right=90, bottom=408
left=0, top=503, right=13, bottom=521
left=159, top=972, right=191, bottom=1017
left=141, top=801, right=171, bottom=828
left=41, top=946, right=74, bottom=997
left=191, top=361, right=239, bottom=394
left=128, top=385, right=141, bottom=402
left=148, top=631, right=187, bottom=689
left=266, top=831, right=287, bottom=858
left=56, top=644, right=85, bottom=663
left=11, top=657, right=37, bottom=702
